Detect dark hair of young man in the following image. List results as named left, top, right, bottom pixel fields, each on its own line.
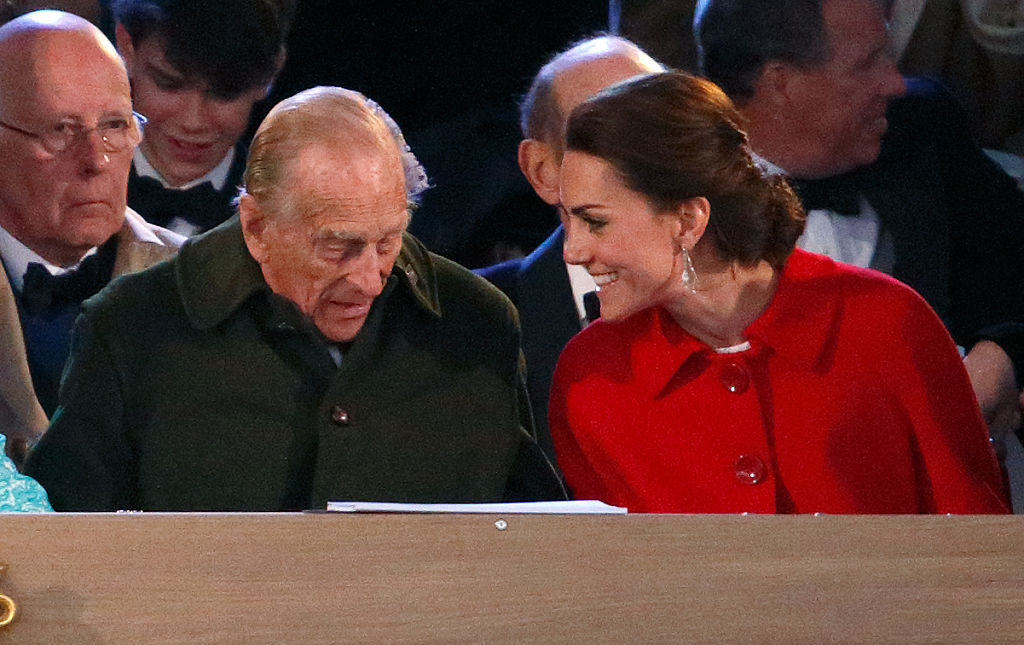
left=112, top=0, right=294, bottom=98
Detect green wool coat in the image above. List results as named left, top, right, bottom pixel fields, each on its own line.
left=26, top=219, right=564, bottom=510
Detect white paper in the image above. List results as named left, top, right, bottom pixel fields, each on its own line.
left=325, top=500, right=627, bottom=514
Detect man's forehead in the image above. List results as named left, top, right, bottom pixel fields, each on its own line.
left=298, top=188, right=408, bottom=218
left=289, top=174, right=410, bottom=235
left=823, top=0, right=888, bottom=55
left=310, top=211, right=410, bottom=241
left=290, top=139, right=404, bottom=191
left=1, top=30, right=130, bottom=118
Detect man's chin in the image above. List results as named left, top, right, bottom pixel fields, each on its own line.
left=315, top=316, right=367, bottom=343
left=48, top=222, right=123, bottom=265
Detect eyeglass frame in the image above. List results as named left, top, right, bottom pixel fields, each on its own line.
left=0, top=111, right=147, bottom=156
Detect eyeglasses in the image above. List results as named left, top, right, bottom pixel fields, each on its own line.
left=0, top=111, right=147, bottom=156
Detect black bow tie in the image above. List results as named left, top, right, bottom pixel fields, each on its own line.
left=21, top=254, right=108, bottom=316
left=129, top=175, right=227, bottom=232
left=790, top=174, right=862, bottom=216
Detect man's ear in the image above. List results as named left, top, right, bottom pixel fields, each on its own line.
left=238, top=193, right=269, bottom=262
left=518, top=138, right=561, bottom=205
left=114, top=24, right=135, bottom=71
left=753, top=61, right=799, bottom=107
left=674, top=196, right=711, bottom=248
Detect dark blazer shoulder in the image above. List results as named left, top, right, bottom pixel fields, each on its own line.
left=474, top=257, right=524, bottom=304
left=431, top=249, right=519, bottom=326
left=83, top=256, right=180, bottom=326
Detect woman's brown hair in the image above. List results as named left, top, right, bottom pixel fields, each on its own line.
left=565, top=70, right=805, bottom=266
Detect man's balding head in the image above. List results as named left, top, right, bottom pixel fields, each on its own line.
left=242, top=86, right=428, bottom=220
left=238, top=87, right=427, bottom=342
left=521, top=36, right=663, bottom=148
left=0, top=11, right=136, bottom=266
left=518, top=36, right=663, bottom=205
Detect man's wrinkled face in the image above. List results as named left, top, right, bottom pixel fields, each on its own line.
left=244, top=143, right=410, bottom=342
left=118, top=30, right=268, bottom=187
left=0, top=32, right=134, bottom=266
left=785, top=0, right=906, bottom=176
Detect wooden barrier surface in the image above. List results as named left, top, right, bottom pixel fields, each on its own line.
left=0, top=513, right=1022, bottom=644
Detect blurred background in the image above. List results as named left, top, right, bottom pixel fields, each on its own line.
left=4, top=0, right=1022, bottom=267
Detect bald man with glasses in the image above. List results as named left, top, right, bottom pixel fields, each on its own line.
left=0, top=10, right=182, bottom=466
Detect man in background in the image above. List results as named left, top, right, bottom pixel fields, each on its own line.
left=695, top=0, right=1024, bottom=442
left=113, top=0, right=293, bottom=235
left=0, top=11, right=181, bottom=465
left=477, top=36, right=663, bottom=468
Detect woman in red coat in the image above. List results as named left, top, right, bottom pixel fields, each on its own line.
left=549, top=71, right=1008, bottom=514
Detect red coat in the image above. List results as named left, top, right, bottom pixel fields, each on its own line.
left=549, top=250, right=1009, bottom=514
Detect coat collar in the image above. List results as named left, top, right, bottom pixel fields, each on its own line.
left=112, top=208, right=185, bottom=278
left=630, top=249, right=840, bottom=394
left=178, top=217, right=442, bottom=330
left=744, top=249, right=841, bottom=371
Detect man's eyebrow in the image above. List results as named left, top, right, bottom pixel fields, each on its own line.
left=317, top=229, right=365, bottom=243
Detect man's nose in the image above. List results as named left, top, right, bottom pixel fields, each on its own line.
left=348, top=248, right=389, bottom=297
left=180, top=91, right=213, bottom=132
left=879, top=58, right=906, bottom=99
left=77, top=130, right=112, bottom=174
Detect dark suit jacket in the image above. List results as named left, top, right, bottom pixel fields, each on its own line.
left=476, top=227, right=581, bottom=471
left=846, top=78, right=1024, bottom=373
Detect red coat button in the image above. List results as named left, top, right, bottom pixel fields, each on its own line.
left=718, top=362, right=750, bottom=393
left=330, top=406, right=350, bottom=426
left=734, top=454, right=766, bottom=485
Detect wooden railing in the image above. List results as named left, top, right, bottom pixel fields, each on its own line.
left=0, top=513, right=1022, bottom=644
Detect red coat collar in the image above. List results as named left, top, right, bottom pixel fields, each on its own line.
left=618, top=249, right=841, bottom=394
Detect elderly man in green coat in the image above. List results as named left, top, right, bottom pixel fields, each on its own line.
left=26, top=87, right=564, bottom=511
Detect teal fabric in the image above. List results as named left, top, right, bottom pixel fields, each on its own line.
left=0, top=437, right=52, bottom=512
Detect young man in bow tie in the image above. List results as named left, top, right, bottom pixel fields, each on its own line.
left=113, top=0, right=293, bottom=236
left=0, top=10, right=182, bottom=466
left=695, top=0, right=1024, bottom=447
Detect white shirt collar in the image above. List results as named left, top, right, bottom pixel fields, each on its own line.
left=0, top=224, right=98, bottom=292
left=750, top=153, right=881, bottom=268
left=751, top=153, right=787, bottom=178
left=565, top=261, right=598, bottom=327
left=133, top=146, right=235, bottom=191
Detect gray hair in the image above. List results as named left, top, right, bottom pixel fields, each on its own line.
left=242, top=86, right=429, bottom=213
